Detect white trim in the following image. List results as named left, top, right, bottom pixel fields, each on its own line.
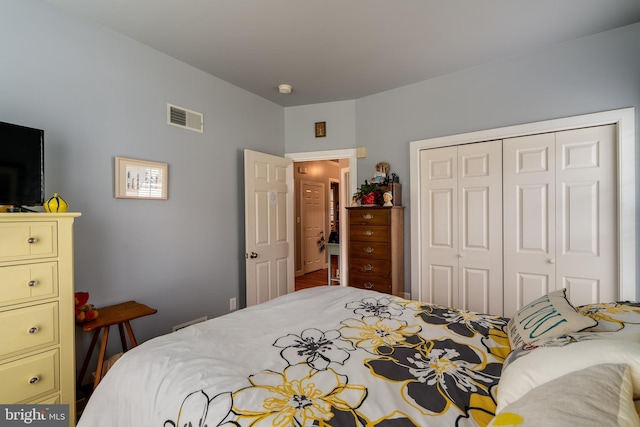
left=286, top=149, right=358, bottom=288
left=410, top=107, right=636, bottom=303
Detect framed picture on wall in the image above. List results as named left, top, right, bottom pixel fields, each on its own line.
left=114, top=156, right=168, bottom=199
left=315, top=121, right=326, bottom=138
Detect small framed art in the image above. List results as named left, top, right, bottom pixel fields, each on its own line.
left=114, top=156, right=168, bottom=199
left=315, top=121, right=326, bottom=138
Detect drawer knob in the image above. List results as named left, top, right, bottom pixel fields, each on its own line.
left=363, top=230, right=374, bottom=237
left=364, top=264, right=374, bottom=271
left=27, top=237, right=38, bottom=244
left=362, top=213, right=374, bottom=220
left=364, top=282, right=374, bottom=289
left=29, top=376, right=40, bottom=384
left=28, top=280, right=38, bottom=287
left=28, top=326, right=39, bottom=334
left=364, top=247, right=374, bottom=254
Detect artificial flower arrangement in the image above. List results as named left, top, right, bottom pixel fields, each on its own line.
left=352, top=181, right=384, bottom=206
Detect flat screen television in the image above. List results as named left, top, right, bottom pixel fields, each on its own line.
left=0, top=121, right=44, bottom=209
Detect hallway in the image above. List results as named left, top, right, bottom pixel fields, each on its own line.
left=295, top=269, right=331, bottom=291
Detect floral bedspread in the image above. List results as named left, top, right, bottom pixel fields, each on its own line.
left=78, top=287, right=510, bottom=427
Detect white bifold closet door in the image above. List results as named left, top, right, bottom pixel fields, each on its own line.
left=420, top=140, right=503, bottom=315
left=420, top=124, right=617, bottom=317
left=503, top=124, right=617, bottom=316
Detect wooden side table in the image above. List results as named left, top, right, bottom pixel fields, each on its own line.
left=77, top=301, right=157, bottom=390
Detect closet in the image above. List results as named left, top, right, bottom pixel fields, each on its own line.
left=420, top=124, right=616, bottom=317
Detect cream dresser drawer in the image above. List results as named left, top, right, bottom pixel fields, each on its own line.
left=0, top=262, right=58, bottom=307
left=34, top=394, right=61, bottom=404
left=0, top=348, right=59, bottom=403
left=0, top=222, right=57, bottom=262
left=0, top=302, right=59, bottom=361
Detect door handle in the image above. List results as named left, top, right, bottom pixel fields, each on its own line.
left=246, top=252, right=258, bottom=259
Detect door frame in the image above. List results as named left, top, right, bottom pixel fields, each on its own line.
left=409, top=107, right=636, bottom=302
left=286, top=149, right=358, bottom=287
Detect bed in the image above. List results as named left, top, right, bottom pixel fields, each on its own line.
left=76, top=286, right=640, bottom=427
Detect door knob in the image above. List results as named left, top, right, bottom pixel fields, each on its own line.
left=249, top=252, right=258, bottom=259
left=548, top=259, right=556, bottom=264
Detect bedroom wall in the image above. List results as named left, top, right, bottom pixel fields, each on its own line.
left=0, top=0, right=285, bottom=366
left=286, top=22, right=640, bottom=297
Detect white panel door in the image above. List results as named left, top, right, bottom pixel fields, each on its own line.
left=503, top=125, right=617, bottom=316
left=244, top=149, right=294, bottom=307
left=503, top=133, right=556, bottom=317
left=458, top=141, right=503, bottom=314
left=420, top=146, right=458, bottom=307
left=420, top=141, right=502, bottom=314
left=555, top=125, right=617, bottom=307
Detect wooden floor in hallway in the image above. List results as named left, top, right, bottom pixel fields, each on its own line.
left=295, top=268, right=331, bottom=291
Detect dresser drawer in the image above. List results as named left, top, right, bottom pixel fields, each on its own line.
left=0, top=302, right=59, bottom=361
left=348, top=209, right=390, bottom=226
left=0, top=222, right=57, bottom=262
left=349, top=258, right=390, bottom=277
left=0, top=262, right=58, bottom=307
left=348, top=276, right=392, bottom=294
left=33, top=394, right=61, bottom=404
left=0, top=349, right=59, bottom=403
left=349, top=241, right=389, bottom=260
left=349, top=225, right=389, bottom=243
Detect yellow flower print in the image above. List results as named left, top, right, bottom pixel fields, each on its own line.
left=232, top=364, right=366, bottom=426
left=340, top=316, right=421, bottom=353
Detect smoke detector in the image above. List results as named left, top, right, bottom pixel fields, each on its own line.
left=278, top=84, right=292, bottom=94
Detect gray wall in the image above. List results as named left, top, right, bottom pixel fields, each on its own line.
left=287, top=22, right=640, bottom=297
left=0, top=0, right=284, bottom=364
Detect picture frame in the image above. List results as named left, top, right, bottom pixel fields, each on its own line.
left=315, top=121, right=326, bottom=138
left=114, top=156, right=168, bottom=199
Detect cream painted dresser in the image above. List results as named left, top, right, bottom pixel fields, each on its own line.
left=0, top=213, right=80, bottom=421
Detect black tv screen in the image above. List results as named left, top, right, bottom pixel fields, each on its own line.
left=0, top=121, right=44, bottom=207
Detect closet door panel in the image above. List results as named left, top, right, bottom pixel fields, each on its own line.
left=430, top=265, right=455, bottom=308
left=458, top=141, right=503, bottom=314
left=518, top=272, right=550, bottom=306
left=420, top=146, right=458, bottom=307
left=503, top=133, right=556, bottom=318
left=462, top=267, right=491, bottom=314
left=555, top=124, right=617, bottom=306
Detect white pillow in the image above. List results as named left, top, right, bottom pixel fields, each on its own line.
left=490, top=364, right=640, bottom=427
left=506, top=289, right=597, bottom=349
left=497, top=337, right=640, bottom=411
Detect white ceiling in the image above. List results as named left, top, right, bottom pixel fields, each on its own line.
left=43, top=0, right=640, bottom=107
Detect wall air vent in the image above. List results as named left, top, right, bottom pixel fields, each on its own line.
left=167, top=103, right=203, bottom=133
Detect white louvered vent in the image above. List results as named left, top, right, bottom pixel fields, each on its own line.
left=167, top=103, right=203, bottom=133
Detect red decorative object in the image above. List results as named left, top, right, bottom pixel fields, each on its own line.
left=75, top=291, right=99, bottom=323
left=362, top=192, right=376, bottom=205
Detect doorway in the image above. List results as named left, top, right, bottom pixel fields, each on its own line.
left=286, top=149, right=358, bottom=290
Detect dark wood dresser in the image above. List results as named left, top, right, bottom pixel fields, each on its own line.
left=346, top=206, right=404, bottom=296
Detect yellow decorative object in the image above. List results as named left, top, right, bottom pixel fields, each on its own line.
left=491, top=412, right=524, bottom=426
left=44, top=193, right=69, bottom=213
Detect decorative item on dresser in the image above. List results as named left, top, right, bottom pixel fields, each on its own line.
left=0, top=213, right=81, bottom=422
left=346, top=206, right=404, bottom=296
